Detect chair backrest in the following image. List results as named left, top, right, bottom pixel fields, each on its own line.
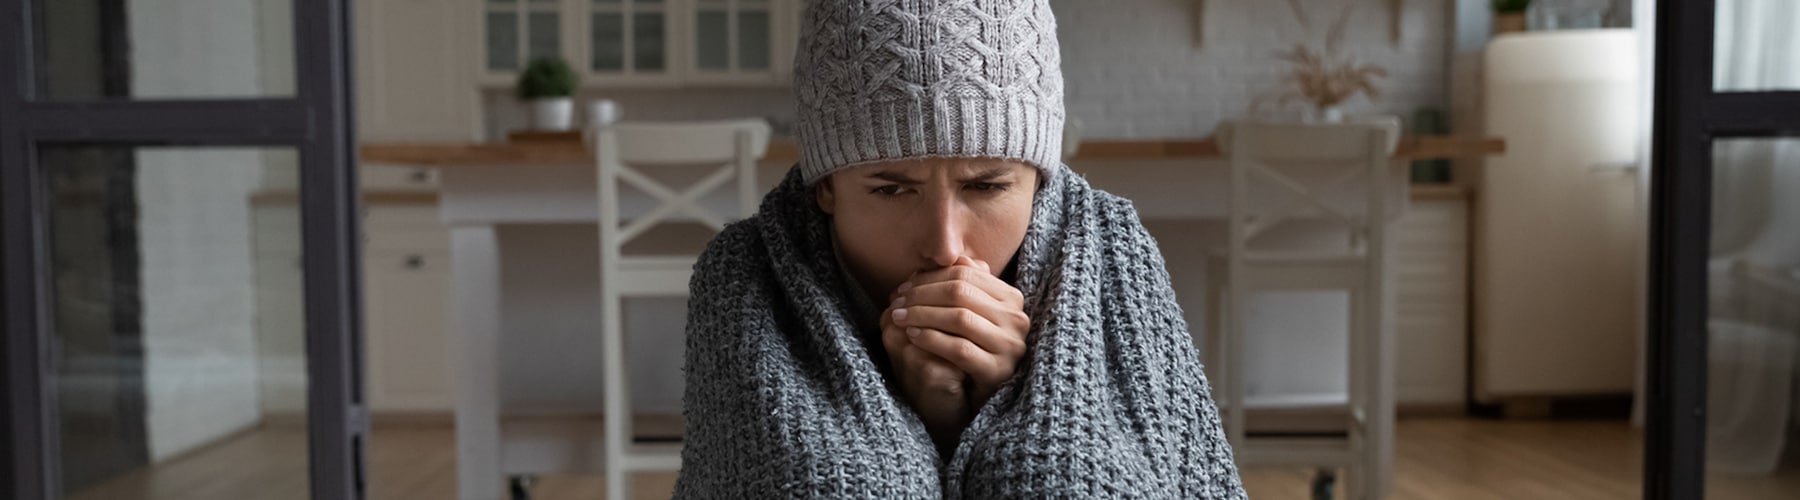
left=594, top=119, right=771, bottom=257
left=1216, top=120, right=1401, bottom=253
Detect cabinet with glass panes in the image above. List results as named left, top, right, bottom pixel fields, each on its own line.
left=481, top=0, right=796, bottom=87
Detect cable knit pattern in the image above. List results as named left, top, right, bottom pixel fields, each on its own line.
left=793, top=0, right=1066, bottom=184
left=674, top=163, right=1247, bottom=498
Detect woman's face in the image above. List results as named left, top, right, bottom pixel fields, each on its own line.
left=816, top=158, right=1039, bottom=301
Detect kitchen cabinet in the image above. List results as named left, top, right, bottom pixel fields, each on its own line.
left=250, top=179, right=455, bottom=416
left=357, top=0, right=485, bottom=142
left=1394, top=196, right=1471, bottom=407
left=364, top=205, right=455, bottom=413
left=478, top=0, right=798, bottom=87
left=684, top=0, right=793, bottom=85
left=584, top=0, right=675, bottom=81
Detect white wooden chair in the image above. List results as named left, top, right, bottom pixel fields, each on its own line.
left=594, top=119, right=770, bottom=500
left=1204, top=120, right=1401, bottom=500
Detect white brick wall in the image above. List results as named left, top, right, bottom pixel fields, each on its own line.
left=137, top=149, right=266, bottom=462
left=1053, top=0, right=1450, bottom=138
left=486, top=0, right=1452, bottom=140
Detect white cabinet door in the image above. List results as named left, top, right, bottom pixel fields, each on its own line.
left=363, top=203, right=454, bottom=414
left=366, top=248, right=455, bottom=413
left=1394, top=198, right=1471, bottom=407
left=357, top=0, right=483, bottom=141
left=582, top=0, right=678, bottom=84
left=686, top=0, right=784, bottom=84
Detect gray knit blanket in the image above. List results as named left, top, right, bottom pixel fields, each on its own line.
left=674, top=163, right=1246, bottom=498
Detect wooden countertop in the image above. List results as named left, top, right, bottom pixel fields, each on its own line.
left=253, top=183, right=1472, bottom=206
left=361, top=135, right=1504, bottom=166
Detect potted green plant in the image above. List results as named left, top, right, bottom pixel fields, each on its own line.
left=517, top=57, right=577, bottom=131
left=1493, top=0, right=1531, bottom=34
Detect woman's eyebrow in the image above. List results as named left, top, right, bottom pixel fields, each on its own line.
left=958, top=167, right=1015, bottom=183
left=865, top=171, right=922, bottom=184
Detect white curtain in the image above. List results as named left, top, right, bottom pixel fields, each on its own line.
left=1702, top=0, right=1800, bottom=477
left=1711, top=0, right=1800, bottom=259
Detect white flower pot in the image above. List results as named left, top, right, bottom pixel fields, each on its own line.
left=530, top=97, right=574, bottom=131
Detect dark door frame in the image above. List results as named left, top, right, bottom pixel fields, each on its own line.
left=1647, top=0, right=1800, bottom=498
left=0, top=1, right=367, bottom=499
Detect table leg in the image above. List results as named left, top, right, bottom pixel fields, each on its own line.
left=452, top=225, right=502, bottom=500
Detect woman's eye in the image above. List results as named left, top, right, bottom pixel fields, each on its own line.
left=967, top=182, right=1011, bottom=192
left=870, top=185, right=908, bottom=196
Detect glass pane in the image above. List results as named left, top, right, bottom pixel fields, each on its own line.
left=591, top=13, right=625, bottom=71
left=1704, top=137, right=1800, bottom=498
left=1714, top=0, right=1800, bottom=91
left=44, top=146, right=308, bottom=500
left=487, top=11, right=521, bottom=71
left=633, top=12, right=667, bottom=72
left=738, top=10, right=770, bottom=71
left=696, top=10, right=730, bottom=71
left=35, top=0, right=296, bottom=100
left=528, top=11, right=562, bottom=61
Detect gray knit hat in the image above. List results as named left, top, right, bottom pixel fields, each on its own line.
left=794, top=0, right=1065, bottom=184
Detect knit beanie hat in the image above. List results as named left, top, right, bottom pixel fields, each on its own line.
left=794, top=0, right=1066, bottom=184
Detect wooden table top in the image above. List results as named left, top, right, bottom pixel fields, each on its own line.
left=361, top=135, right=1504, bottom=166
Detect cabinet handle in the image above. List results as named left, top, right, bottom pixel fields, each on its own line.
left=1588, top=161, right=1641, bottom=175
left=405, top=255, right=425, bottom=270
left=409, top=169, right=431, bottom=183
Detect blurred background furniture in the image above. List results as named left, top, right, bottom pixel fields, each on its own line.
left=1476, top=30, right=1643, bottom=410
left=1207, top=120, right=1403, bottom=500
left=593, top=120, right=769, bottom=500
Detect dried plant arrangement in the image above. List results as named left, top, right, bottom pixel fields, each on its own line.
left=1250, top=0, right=1390, bottom=120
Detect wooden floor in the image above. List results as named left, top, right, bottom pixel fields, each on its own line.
left=67, top=418, right=1800, bottom=500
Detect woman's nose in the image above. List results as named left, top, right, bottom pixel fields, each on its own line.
left=918, top=195, right=966, bottom=268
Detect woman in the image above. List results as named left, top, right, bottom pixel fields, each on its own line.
left=675, top=0, right=1245, bottom=497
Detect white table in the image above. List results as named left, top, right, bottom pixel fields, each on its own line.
left=434, top=156, right=1419, bottom=499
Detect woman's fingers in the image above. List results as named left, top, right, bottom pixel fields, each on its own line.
left=885, top=298, right=968, bottom=405
left=903, top=326, right=1013, bottom=382
left=881, top=300, right=909, bottom=358
left=902, top=281, right=1030, bottom=331
left=905, top=261, right=1025, bottom=307
left=887, top=257, right=1031, bottom=410
left=898, top=344, right=966, bottom=397
left=893, top=304, right=1025, bottom=358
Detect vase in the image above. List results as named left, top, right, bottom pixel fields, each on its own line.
left=1313, top=106, right=1345, bottom=123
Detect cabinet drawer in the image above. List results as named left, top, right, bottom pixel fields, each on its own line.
left=365, top=249, right=449, bottom=275
left=364, top=248, right=453, bottom=413
left=365, top=228, right=449, bottom=253
left=361, top=164, right=439, bottom=191
left=363, top=204, right=443, bottom=230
